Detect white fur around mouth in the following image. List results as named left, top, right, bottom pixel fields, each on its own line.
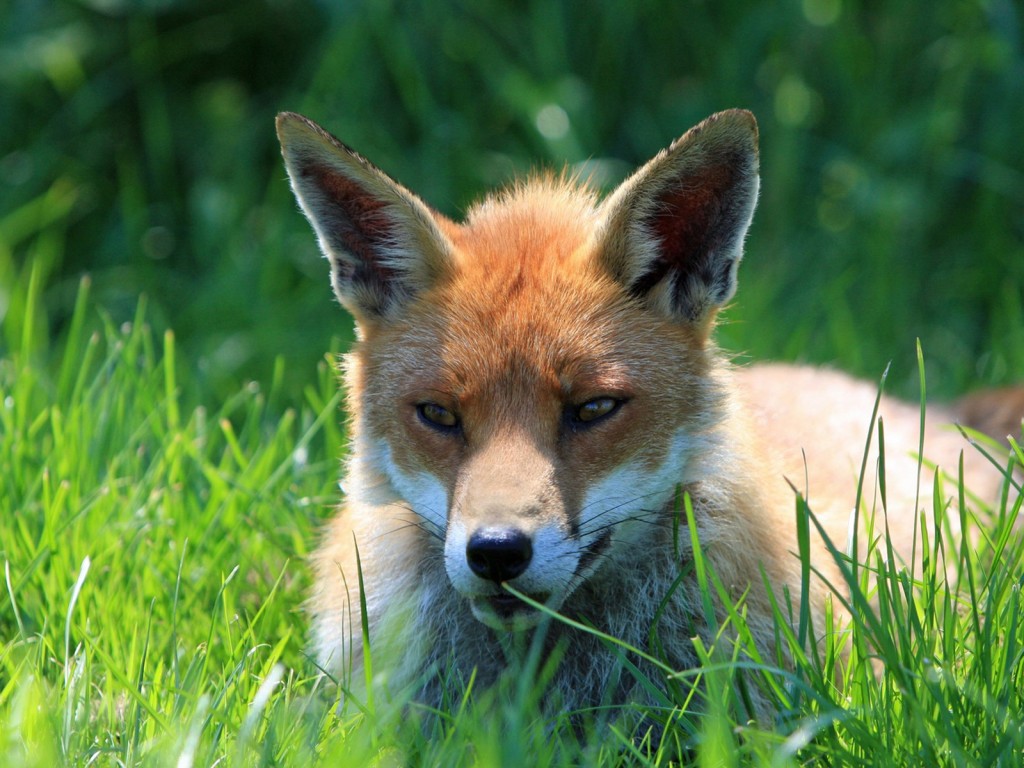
left=469, top=592, right=553, bottom=631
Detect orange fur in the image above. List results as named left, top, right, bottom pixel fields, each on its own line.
left=277, top=110, right=1021, bottom=716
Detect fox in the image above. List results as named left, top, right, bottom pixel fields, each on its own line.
left=275, top=109, right=1022, bottom=717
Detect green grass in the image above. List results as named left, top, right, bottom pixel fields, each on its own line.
left=3, top=279, right=1023, bottom=766
left=1, top=275, right=341, bottom=764
left=3, top=0, right=1024, bottom=764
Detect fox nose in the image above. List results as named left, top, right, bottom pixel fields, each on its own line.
left=466, top=528, right=533, bottom=582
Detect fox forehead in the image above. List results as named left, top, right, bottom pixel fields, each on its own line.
left=453, top=176, right=601, bottom=270
left=360, top=184, right=707, bottom=416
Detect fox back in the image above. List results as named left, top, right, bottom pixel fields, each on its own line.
left=277, top=110, right=1018, bottom=714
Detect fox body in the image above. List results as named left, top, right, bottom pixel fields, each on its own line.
left=277, top=110, right=1017, bottom=712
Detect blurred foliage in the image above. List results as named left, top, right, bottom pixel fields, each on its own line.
left=1, top=0, right=1022, bottom=398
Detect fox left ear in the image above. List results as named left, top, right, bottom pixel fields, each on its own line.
left=276, top=112, right=455, bottom=327
left=598, top=109, right=759, bottom=328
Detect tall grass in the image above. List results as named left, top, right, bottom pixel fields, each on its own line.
left=2, top=279, right=1022, bottom=765
left=1, top=275, right=343, bottom=764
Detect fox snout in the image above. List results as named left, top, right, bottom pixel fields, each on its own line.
left=443, top=440, right=581, bottom=630
left=447, top=517, right=577, bottom=631
left=432, top=432, right=569, bottom=625
left=465, top=528, right=533, bottom=583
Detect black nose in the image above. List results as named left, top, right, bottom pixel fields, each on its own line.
left=466, top=528, right=533, bottom=582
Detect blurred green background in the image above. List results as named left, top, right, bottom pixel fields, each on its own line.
left=2, top=0, right=1022, bottom=401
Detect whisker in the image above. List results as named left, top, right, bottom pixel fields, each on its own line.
left=576, top=489, right=672, bottom=531
left=578, top=506, right=676, bottom=540
left=366, top=501, right=446, bottom=544
left=375, top=520, right=445, bottom=543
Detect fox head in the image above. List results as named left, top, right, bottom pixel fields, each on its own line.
left=278, top=111, right=759, bottom=631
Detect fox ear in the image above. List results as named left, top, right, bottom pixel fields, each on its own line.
left=598, top=109, right=759, bottom=328
left=276, top=112, right=454, bottom=324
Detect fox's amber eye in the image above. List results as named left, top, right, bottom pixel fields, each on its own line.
left=575, top=397, right=620, bottom=424
left=417, top=402, right=459, bottom=429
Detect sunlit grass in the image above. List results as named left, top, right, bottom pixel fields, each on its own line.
left=1, top=276, right=343, bottom=765
left=2, top=278, right=1022, bottom=765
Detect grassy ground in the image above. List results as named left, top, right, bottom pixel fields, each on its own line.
left=2, top=276, right=1023, bottom=764
left=3, top=0, right=1024, bottom=764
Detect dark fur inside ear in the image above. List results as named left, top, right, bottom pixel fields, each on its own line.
left=276, top=112, right=453, bottom=323
left=601, top=110, right=760, bottom=325
left=300, top=162, right=403, bottom=314
left=629, top=159, right=749, bottom=303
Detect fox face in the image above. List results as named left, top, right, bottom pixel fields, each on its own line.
left=277, top=110, right=759, bottom=634
left=356, top=233, right=727, bottom=631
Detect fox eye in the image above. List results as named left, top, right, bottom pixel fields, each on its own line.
left=417, top=402, right=459, bottom=430
left=574, top=397, right=622, bottom=425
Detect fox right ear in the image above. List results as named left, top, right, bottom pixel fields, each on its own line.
left=276, top=112, right=454, bottom=325
left=598, top=110, right=760, bottom=331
